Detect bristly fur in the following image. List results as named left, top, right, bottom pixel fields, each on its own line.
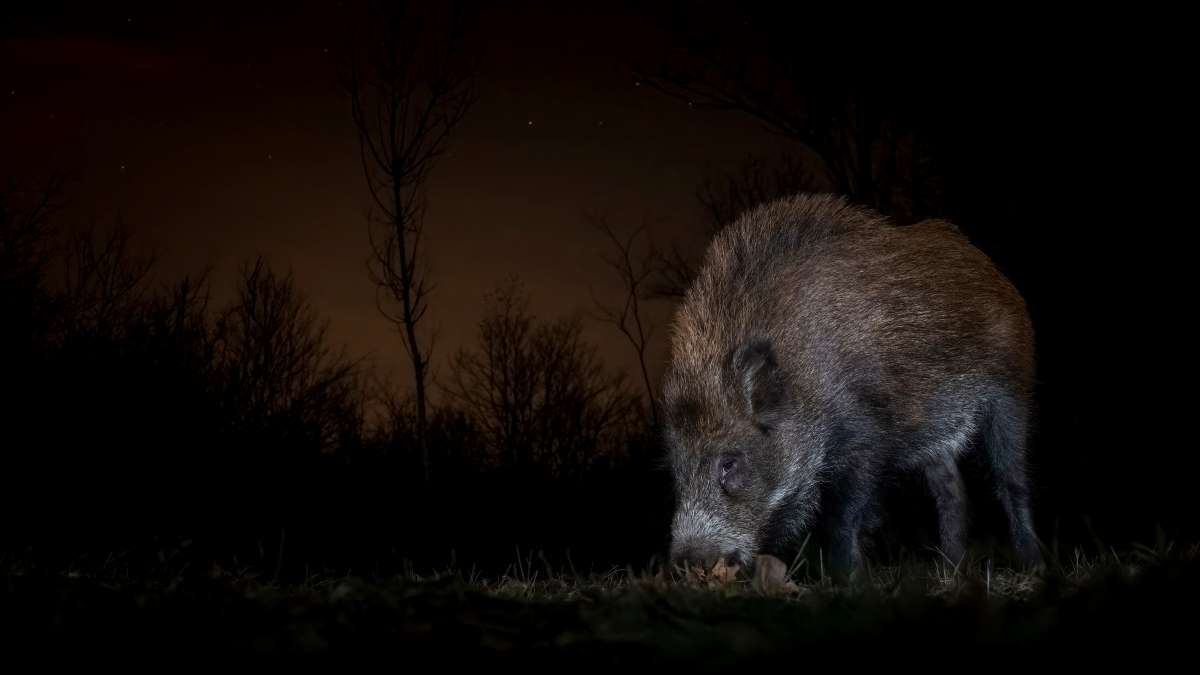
left=662, top=193, right=1041, bottom=580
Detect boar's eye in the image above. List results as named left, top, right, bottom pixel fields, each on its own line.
left=718, top=453, right=744, bottom=494
left=720, top=456, right=737, bottom=476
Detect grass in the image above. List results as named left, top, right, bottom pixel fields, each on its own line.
left=2, top=541, right=1197, bottom=664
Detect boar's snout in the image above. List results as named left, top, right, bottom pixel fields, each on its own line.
left=670, top=539, right=728, bottom=573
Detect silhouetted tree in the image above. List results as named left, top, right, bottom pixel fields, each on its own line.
left=0, top=173, right=65, bottom=359
left=214, top=257, right=363, bottom=456
left=339, top=0, right=478, bottom=483
left=375, top=392, right=486, bottom=478
left=0, top=195, right=233, bottom=547
left=649, top=152, right=830, bottom=298
left=55, top=218, right=155, bottom=342
left=446, top=279, right=640, bottom=478
left=587, top=213, right=660, bottom=427
left=696, top=152, right=830, bottom=236
left=637, top=3, right=947, bottom=225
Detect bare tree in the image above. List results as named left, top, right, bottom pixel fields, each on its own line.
left=446, top=279, right=639, bottom=477
left=696, top=152, right=830, bottom=235
left=215, top=257, right=363, bottom=455
left=587, top=213, right=660, bottom=427
left=446, top=280, right=537, bottom=469
left=139, top=269, right=218, bottom=384
left=339, top=0, right=477, bottom=482
left=1, top=173, right=67, bottom=353
left=645, top=237, right=697, bottom=301
left=56, top=217, right=155, bottom=341
left=648, top=152, right=832, bottom=298
left=637, top=5, right=946, bottom=226
left=1, top=173, right=66, bottom=288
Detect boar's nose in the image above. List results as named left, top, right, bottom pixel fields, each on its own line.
left=670, top=540, right=722, bottom=572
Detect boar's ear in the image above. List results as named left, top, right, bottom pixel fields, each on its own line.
left=730, top=339, right=788, bottom=428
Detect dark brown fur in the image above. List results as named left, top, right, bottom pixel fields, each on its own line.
left=662, top=193, right=1041, bottom=579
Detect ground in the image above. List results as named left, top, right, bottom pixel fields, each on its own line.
left=3, top=544, right=1196, bottom=665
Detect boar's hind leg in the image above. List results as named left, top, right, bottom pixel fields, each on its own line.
left=983, top=393, right=1044, bottom=569
left=828, top=464, right=879, bottom=583
left=924, top=455, right=968, bottom=567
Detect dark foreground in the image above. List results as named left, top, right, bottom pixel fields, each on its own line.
left=3, top=546, right=1196, bottom=666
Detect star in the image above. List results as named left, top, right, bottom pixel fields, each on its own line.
left=527, top=120, right=533, bottom=126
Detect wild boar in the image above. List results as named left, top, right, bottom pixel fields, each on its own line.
left=662, top=193, right=1042, bottom=580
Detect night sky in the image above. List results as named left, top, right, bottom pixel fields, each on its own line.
left=3, top=0, right=793, bottom=388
